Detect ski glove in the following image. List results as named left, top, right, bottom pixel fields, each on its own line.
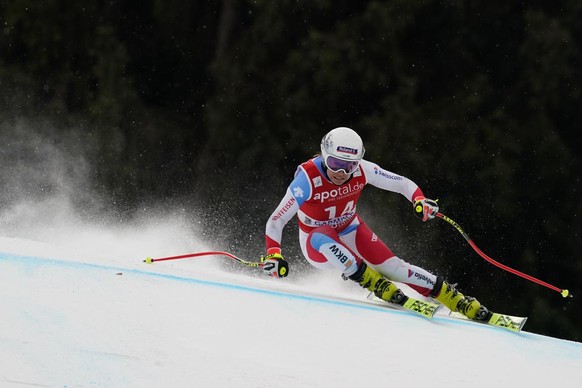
left=261, top=252, right=289, bottom=278
left=413, top=196, right=439, bottom=222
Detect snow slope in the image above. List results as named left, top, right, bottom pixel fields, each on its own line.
left=1, top=234, right=582, bottom=388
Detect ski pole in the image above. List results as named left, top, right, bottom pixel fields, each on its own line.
left=143, top=251, right=264, bottom=268
left=436, top=212, right=571, bottom=298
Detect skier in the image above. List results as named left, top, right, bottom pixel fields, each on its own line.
left=262, top=126, right=491, bottom=321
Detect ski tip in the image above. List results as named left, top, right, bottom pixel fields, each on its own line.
left=144, top=257, right=154, bottom=264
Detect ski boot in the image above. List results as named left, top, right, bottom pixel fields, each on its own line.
left=347, top=262, right=407, bottom=305
left=431, top=278, right=491, bottom=321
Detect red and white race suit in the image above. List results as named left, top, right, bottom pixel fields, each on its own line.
left=265, top=156, right=439, bottom=296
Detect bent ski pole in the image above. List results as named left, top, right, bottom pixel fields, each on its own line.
left=436, top=212, right=571, bottom=298
left=143, top=251, right=264, bottom=268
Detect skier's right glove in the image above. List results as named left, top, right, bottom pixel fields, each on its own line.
left=261, top=251, right=289, bottom=278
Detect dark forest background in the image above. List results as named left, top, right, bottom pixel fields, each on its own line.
left=1, top=1, right=581, bottom=341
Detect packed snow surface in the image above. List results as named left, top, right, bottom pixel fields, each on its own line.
left=1, top=234, right=582, bottom=388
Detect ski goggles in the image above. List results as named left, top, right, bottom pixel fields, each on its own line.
left=324, top=155, right=360, bottom=174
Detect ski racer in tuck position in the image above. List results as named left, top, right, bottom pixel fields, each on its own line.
left=263, top=126, right=492, bottom=321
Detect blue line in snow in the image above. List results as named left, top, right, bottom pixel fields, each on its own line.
left=1, top=251, right=410, bottom=315
left=2, top=252, right=581, bottom=346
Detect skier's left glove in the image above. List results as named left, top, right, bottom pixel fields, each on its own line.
left=413, top=196, right=439, bottom=222
left=261, top=251, right=289, bottom=278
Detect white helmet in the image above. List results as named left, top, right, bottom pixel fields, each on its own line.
left=320, top=127, right=365, bottom=174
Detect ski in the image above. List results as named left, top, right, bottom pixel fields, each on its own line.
left=441, top=310, right=527, bottom=332
left=481, top=312, right=527, bottom=332
left=367, top=292, right=442, bottom=319
left=365, top=291, right=440, bottom=318
left=380, top=295, right=441, bottom=319
left=401, top=296, right=441, bottom=318
left=366, top=292, right=526, bottom=330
